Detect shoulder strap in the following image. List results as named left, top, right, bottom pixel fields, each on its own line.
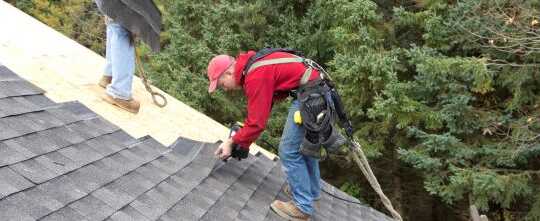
left=246, top=57, right=304, bottom=74
left=243, top=48, right=314, bottom=86
left=247, top=56, right=313, bottom=86
left=243, top=47, right=303, bottom=75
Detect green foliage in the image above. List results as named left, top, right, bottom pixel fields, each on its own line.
left=6, top=0, right=33, bottom=11
left=380, top=0, right=540, bottom=219
left=527, top=192, right=540, bottom=221
left=340, top=181, right=365, bottom=201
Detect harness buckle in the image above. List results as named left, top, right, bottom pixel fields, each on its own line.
left=303, top=58, right=316, bottom=68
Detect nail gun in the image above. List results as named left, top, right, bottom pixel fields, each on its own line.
left=223, top=122, right=249, bottom=162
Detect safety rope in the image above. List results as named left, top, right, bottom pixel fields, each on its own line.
left=348, top=138, right=403, bottom=221
left=134, top=47, right=167, bottom=107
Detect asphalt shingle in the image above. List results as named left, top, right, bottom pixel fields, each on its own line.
left=0, top=80, right=44, bottom=99
left=0, top=167, right=34, bottom=198
left=0, top=96, right=39, bottom=118
left=68, top=194, right=115, bottom=220
left=38, top=175, right=89, bottom=206
left=22, top=94, right=55, bottom=108
left=0, top=65, right=22, bottom=81
left=0, top=118, right=19, bottom=140
left=109, top=205, right=150, bottom=221
left=0, top=193, right=36, bottom=221
left=22, top=187, right=64, bottom=218
left=0, top=140, right=28, bottom=167
left=40, top=206, right=88, bottom=221
left=158, top=151, right=257, bottom=221
left=234, top=162, right=286, bottom=221
left=9, top=157, right=61, bottom=184
left=200, top=157, right=276, bottom=221
left=68, top=164, right=117, bottom=194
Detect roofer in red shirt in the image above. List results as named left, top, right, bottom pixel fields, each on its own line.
left=207, top=48, right=347, bottom=221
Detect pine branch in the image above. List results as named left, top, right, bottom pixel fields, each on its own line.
left=480, top=168, right=540, bottom=176
left=454, top=166, right=540, bottom=176
left=485, top=61, right=540, bottom=67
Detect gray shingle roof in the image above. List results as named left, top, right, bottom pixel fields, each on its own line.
left=0, top=64, right=392, bottom=221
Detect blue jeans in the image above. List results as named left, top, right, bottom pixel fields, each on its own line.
left=279, top=99, right=321, bottom=215
left=104, top=22, right=135, bottom=100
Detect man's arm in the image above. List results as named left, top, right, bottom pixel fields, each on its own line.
left=232, top=75, right=275, bottom=150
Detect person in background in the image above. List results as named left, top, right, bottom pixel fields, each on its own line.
left=95, top=0, right=140, bottom=114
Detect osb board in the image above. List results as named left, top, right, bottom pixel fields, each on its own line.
left=0, top=1, right=276, bottom=160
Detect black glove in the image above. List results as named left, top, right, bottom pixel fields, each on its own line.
left=230, top=144, right=249, bottom=160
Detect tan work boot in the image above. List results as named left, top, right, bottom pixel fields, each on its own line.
left=98, top=76, right=112, bottom=88
left=270, top=200, right=310, bottom=221
left=103, top=93, right=140, bottom=114
left=284, top=185, right=321, bottom=201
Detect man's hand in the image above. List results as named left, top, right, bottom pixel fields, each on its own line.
left=215, top=139, right=234, bottom=160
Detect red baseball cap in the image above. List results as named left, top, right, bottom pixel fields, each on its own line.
left=207, top=55, right=234, bottom=93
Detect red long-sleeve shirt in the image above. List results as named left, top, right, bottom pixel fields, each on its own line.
left=231, top=51, right=320, bottom=150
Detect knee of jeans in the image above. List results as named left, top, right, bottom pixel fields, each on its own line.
left=110, top=25, right=130, bottom=36
left=279, top=146, right=302, bottom=162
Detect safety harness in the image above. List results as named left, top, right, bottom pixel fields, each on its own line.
left=243, top=48, right=314, bottom=85
left=243, top=48, right=347, bottom=158
left=243, top=48, right=403, bottom=221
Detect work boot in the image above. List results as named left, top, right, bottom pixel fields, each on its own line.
left=270, top=200, right=310, bottom=221
left=98, top=76, right=112, bottom=88
left=103, top=93, right=140, bottom=114
left=284, top=184, right=321, bottom=201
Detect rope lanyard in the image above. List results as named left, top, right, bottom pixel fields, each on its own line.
left=134, top=47, right=167, bottom=107
left=348, top=138, right=403, bottom=221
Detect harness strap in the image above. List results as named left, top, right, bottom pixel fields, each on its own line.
left=246, top=56, right=314, bottom=86
left=300, top=66, right=313, bottom=85
left=246, top=57, right=304, bottom=73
